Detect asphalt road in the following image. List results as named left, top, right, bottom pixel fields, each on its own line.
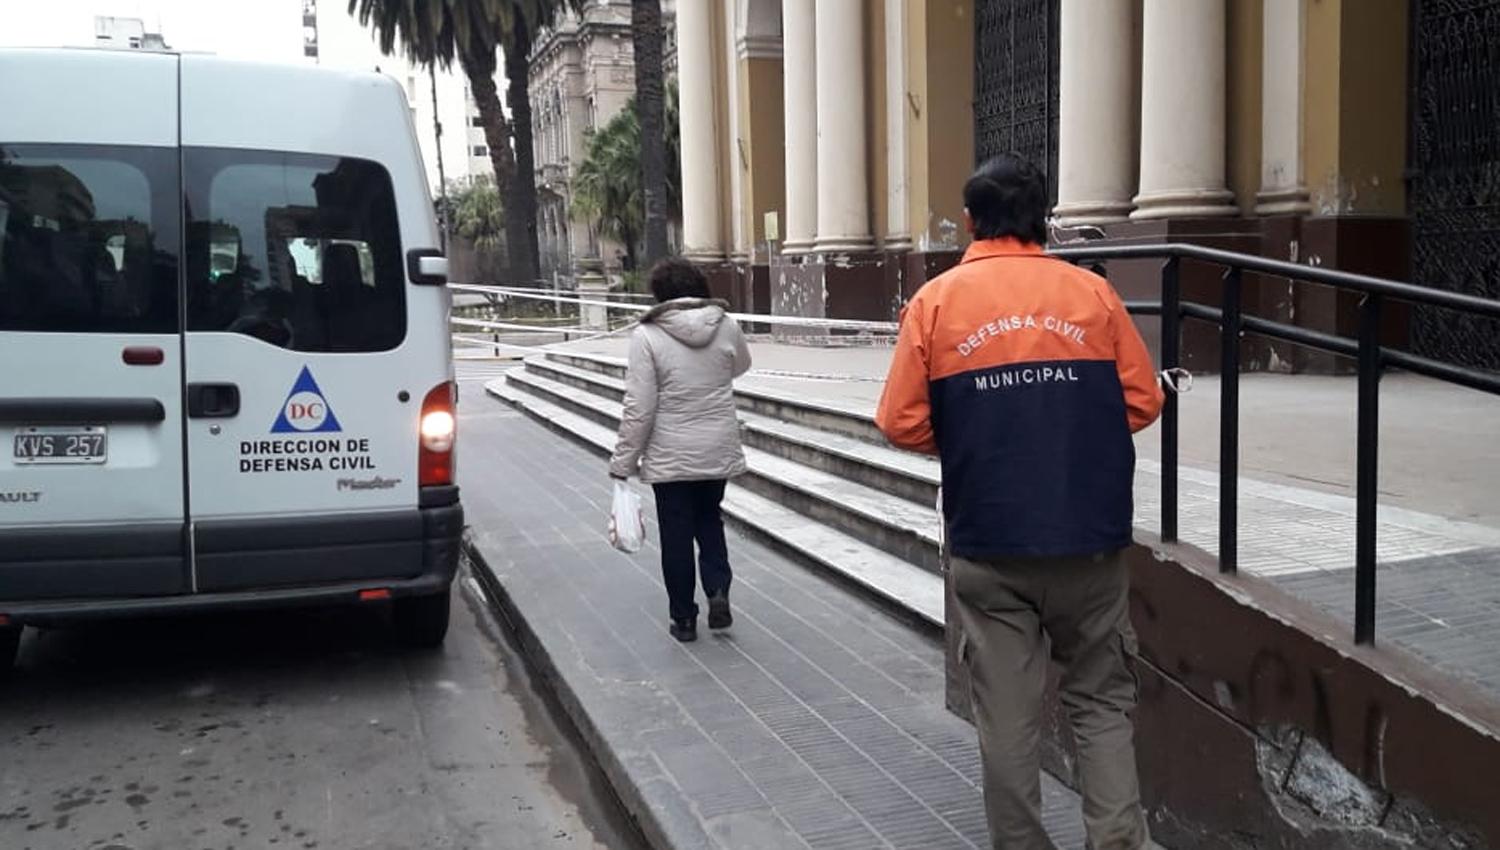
left=0, top=569, right=647, bottom=850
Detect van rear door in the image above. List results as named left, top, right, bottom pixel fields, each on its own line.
left=0, top=49, right=189, bottom=599
left=178, top=58, right=437, bottom=592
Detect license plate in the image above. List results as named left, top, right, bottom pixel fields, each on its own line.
left=13, top=426, right=108, bottom=465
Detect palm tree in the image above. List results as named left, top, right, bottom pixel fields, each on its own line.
left=571, top=84, right=681, bottom=271
left=573, top=108, right=643, bottom=271
left=631, top=0, right=668, bottom=267
left=664, top=78, right=681, bottom=226
left=349, top=0, right=572, bottom=286
left=449, top=174, right=508, bottom=281
left=500, top=1, right=579, bottom=285
left=450, top=175, right=505, bottom=252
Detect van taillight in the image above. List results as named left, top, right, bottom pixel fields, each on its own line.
left=419, top=381, right=456, bottom=487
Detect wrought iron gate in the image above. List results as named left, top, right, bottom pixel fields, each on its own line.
left=973, top=0, right=1060, bottom=201
left=1409, top=0, right=1500, bottom=369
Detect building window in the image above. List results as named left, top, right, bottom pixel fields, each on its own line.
left=472, top=146, right=489, bottom=157
left=470, top=115, right=483, bottom=128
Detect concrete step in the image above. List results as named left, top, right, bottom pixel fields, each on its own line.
left=506, top=368, right=621, bottom=432
left=502, top=368, right=944, bottom=573
left=545, top=350, right=625, bottom=379
left=545, top=350, right=890, bottom=445
left=739, top=451, right=943, bottom=573
left=739, top=412, right=940, bottom=507
left=525, top=355, right=625, bottom=403
left=485, top=376, right=944, bottom=633
left=526, top=355, right=941, bottom=506
left=721, top=488, right=943, bottom=633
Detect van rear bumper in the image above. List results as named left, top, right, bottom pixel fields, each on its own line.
left=1, top=570, right=455, bottom=624
left=0, top=496, right=463, bottom=625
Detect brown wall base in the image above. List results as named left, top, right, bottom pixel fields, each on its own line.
left=1086, top=217, right=1411, bottom=374
left=945, top=540, right=1500, bottom=848
left=763, top=248, right=963, bottom=331
left=1296, top=217, right=1413, bottom=374
left=696, top=260, right=750, bottom=313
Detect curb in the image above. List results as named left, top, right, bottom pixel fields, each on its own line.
left=462, top=535, right=698, bottom=850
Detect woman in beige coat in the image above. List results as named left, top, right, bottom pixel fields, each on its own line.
left=610, top=259, right=753, bottom=642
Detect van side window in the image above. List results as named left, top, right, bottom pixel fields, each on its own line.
left=184, top=149, right=406, bottom=352
left=0, top=144, right=179, bottom=334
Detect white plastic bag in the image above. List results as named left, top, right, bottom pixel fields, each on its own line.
left=608, top=479, right=646, bottom=553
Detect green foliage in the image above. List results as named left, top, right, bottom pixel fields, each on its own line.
left=571, top=83, right=681, bottom=267
left=449, top=175, right=505, bottom=251
left=349, top=0, right=503, bottom=70
left=664, top=80, right=682, bottom=218
left=350, top=0, right=578, bottom=285
left=347, top=0, right=571, bottom=71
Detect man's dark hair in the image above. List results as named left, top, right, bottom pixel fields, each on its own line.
left=962, top=154, right=1048, bottom=245
left=648, top=257, right=712, bottom=302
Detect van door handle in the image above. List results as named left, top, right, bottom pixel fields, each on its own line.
left=187, top=383, right=241, bottom=418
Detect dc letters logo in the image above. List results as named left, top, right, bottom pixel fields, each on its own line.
left=271, top=366, right=343, bottom=434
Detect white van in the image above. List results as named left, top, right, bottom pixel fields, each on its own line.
left=0, top=49, right=462, bottom=668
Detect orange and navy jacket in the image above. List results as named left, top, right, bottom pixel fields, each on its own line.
left=876, top=238, right=1165, bottom=559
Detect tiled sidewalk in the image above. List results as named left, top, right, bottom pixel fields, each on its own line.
left=1130, top=461, right=1500, bottom=700
left=459, top=401, right=1089, bottom=850
left=1132, top=460, right=1500, bottom=577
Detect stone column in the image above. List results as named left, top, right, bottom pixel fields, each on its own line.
left=1257, top=0, right=1311, bottom=215
left=781, top=0, right=817, bottom=254
left=1132, top=0, right=1236, bottom=219
left=884, top=0, right=912, bottom=251
left=814, top=0, right=874, bottom=253
left=1054, top=0, right=1136, bottom=225
left=678, top=0, right=724, bottom=259
left=576, top=259, right=608, bottom=331
left=723, top=0, right=747, bottom=261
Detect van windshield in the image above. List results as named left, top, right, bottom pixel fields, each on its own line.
left=0, top=144, right=180, bottom=334
left=183, top=149, right=406, bottom=352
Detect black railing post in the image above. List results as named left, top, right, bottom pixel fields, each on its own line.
left=1160, top=257, right=1181, bottom=543
left=1355, top=294, right=1383, bottom=644
left=1220, top=267, right=1242, bottom=574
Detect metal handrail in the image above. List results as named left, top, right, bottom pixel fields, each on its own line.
left=1053, top=242, right=1500, bottom=318
left=1058, top=243, right=1500, bottom=646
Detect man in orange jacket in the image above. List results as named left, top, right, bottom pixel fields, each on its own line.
left=876, top=154, right=1164, bottom=850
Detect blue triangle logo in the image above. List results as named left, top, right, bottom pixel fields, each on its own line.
left=271, top=366, right=342, bottom=433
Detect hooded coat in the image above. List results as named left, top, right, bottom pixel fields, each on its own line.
left=609, top=298, right=753, bottom=482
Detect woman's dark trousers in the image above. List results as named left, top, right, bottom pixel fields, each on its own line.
left=651, top=479, right=732, bottom=621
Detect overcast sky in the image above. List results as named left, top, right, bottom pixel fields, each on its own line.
left=0, top=0, right=507, bottom=79
left=2, top=0, right=316, bottom=65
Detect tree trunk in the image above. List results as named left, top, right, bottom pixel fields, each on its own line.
left=622, top=222, right=639, bottom=273
left=504, top=13, right=542, bottom=285
left=632, top=0, right=669, bottom=267
left=465, top=49, right=529, bottom=285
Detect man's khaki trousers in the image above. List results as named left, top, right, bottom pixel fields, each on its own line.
left=950, top=550, right=1150, bottom=850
